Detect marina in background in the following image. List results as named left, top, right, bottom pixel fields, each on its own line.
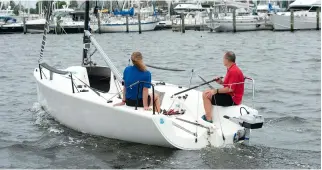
left=0, top=0, right=321, bottom=34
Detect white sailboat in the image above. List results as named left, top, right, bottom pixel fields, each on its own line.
left=205, top=0, right=271, bottom=32
left=271, top=0, right=321, bottom=31
left=91, top=0, right=158, bottom=33
left=92, top=15, right=158, bottom=33
left=34, top=0, right=264, bottom=150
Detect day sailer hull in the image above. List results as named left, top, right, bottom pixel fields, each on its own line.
left=33, top=64, right=260, bottom=150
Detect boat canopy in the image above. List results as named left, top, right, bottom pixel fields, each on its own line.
left=0, top=16, right=16, bottom=22
left=113, top=7, right=135, bottom=16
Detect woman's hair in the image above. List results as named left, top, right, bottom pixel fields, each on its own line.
left=131, top=52, right=147, bottom=72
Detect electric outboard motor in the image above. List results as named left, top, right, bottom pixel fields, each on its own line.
left=223, top=114, right=264, bottom=129
left=223, top=107, right=264, bottom=145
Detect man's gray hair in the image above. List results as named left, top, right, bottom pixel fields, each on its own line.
left=225, top=51, right=236, bottom=63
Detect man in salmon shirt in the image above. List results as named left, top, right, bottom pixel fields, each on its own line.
left=201, top=51, right=244, bottom=123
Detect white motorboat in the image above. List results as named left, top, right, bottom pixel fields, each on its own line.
left=0, top=15, right=23, bottom=33
left=25, top=18, right=46, bottom=33
left=271, top=0, right=321, bottom=31
left=174, top=1, right=206, bottom=14
left=33, top=1, right=264, bottom=150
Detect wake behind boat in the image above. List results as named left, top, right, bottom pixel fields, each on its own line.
left=33, top=0, right=264, bottom=150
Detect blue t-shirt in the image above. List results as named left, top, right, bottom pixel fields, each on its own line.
left=123, top=66, right=151, bottom=100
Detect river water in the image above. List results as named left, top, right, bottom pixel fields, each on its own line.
left=0, top=30, right=320, bottom=168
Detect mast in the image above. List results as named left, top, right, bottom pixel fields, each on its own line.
left=82, top=0, right=90, bottom=66
left=110, top=0, right=112, bottom=13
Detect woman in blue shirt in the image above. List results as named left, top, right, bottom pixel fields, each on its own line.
left=115, top=52, right=161, bottom=112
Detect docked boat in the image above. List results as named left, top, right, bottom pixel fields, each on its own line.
left=0, top=16, right=23, bottom=33
left=0, top=8, right=23, bottom=33
left=92, top=15, right=158, bottom=33
left=49, top=7, right=85, bottom=34
left=206, top=1, right=271, bottom=32
left=271, top=0, right=321, bottom=31
left=91, top=5, right=158, bottom=33
left=25, top=18, right=46, bottom=33
left=174, top=1, right=206, bottom=14
left=34, top=0, right=264, bottom=150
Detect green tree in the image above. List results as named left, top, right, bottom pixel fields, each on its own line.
left=28, top=8, right=38, bottom=14
left=9, top=0, right=15, bottom=9
left=36, top=1, right=51, bottom=13
left=56, top=1, right=67, bottom=9
left=69, top=0, right=78, bottom=8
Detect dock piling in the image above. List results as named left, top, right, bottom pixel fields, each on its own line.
left=290, top=9, right=294, bottom=32
left=317, top=9, right=320, bottom=30
left=97, top=12, right=101, bottom=34
left=181, top=13, right=185, bottom=33
left=138, top=13, right=142, bottom=34
left=210, top=9, right=213, bottom=32
left=23, top=17, right=27, bottom=34
left=126, top=15, right=129, bottom=33
left=232, top=9, right=236, bottom=33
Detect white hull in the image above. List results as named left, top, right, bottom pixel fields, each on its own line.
left=93, top=22, right=157, bottom=33
left=33, top=64, right=261, bottom=150
left=271, top=11, right=321, bottom=31
left=26, top=19, right=46, bottom=33
left=206, top=18, right=270, bottom=32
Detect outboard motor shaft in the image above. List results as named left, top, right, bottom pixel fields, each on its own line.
left=223, top=108, right=264, bottom=145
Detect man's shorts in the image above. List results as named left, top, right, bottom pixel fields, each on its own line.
left=211, top=93, right=236, bottom=106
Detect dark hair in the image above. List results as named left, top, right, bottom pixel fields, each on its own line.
left=225, top=51, right=236, bottom=63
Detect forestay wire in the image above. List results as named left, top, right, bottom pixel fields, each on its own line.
left=38, top=1, right=54, bottom=63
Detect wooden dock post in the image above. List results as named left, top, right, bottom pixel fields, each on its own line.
left=317, top=9, right=320, bottom=30
left=209, top=9, right=213, bottom=32
left=97, top=12, right=101, bottom=34
left=232, top=9, right=236, bottom=33
left=23, top=17, right=27, bottom=34
left=181, top=13, right=185, bottom=33
left=138, top=13, right=142, bottom=34
left=56, top=21, right=62, bottom=34
left=290, top=9, right=294, bottom=32
left=126, top=15, right=129, bottom=33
